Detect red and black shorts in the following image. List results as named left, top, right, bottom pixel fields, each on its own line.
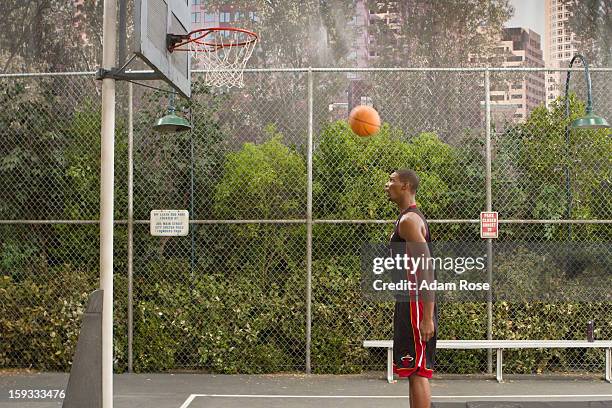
left=392, top=299, right=437, bottom=379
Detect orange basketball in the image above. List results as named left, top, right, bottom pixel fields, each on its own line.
left=348, top=105, right=381, bottom=137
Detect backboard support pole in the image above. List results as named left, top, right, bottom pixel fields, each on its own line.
left=96, top=68, right=164, bottom=81
left=100, top=0, right=117, bottom=406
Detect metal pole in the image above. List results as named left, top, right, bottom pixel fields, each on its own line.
left=100, top=0, right=117, bottom=405
left=564, top=60, right=575, bottom=241
left=190, top=107, right=195, bottom=279
left=484, top=69, right=493, bottom=375
left=127, top=82, right=134, bottom=373
left=117, top=0, right=127, bottom=65
left=306, top=68, right=313, bottom=374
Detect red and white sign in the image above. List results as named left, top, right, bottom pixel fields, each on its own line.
left=480, top=211, right=498, bottom=239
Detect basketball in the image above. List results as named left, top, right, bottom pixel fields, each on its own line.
left=348, top=105, right=381, bottom=137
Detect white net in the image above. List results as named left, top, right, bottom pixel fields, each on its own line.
left=189, top=29, right=258, bottom=88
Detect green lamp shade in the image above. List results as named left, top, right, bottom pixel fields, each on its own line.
left=153, top=113, right=192, bottom=133
left=571, top=112, right=610, bottom=129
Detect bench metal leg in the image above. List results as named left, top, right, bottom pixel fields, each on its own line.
left=606, top=348, right=611, bottom=383
left=496, top=349, right=503, bottom=383
left=387, top=347, right=394, bottom=383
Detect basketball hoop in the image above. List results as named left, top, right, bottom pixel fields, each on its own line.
left=168, top=27, right=258, bottom=88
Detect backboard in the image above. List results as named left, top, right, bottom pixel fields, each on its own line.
left=134, top=0, right=191, bottom=98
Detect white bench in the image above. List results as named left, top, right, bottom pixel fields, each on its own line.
left=363, top=339, right=612, bottom=383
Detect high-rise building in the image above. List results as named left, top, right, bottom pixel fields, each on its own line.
left=345, top=0, right=370, bottom=68
left=190, top=1, right=258, bottom=29
left=493, top=28, right=546, bottom=123
left=189, top=2, right=259, bottom=69
left=344, top=0, right=403, bottom=68
left=334, top=0, right=403, bottom=116
left=473, top=27, right=546, bottom=125
left=544, top=0, right=578, bottom=107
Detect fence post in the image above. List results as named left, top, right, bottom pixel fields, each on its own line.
left=306, top=68, right=314, bottom=374
left=127, top=82, right=134, bottom=373
left=485, top=68, right=494, bottom=375
left=190, top=106, right=195, bottom=279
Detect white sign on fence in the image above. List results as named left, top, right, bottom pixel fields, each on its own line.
left=150, top=210, right=189, bottom=236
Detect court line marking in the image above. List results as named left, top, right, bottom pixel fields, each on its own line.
left=178, top=394, right=197, bottom=408
left=179, top=393, right=612, bottom=407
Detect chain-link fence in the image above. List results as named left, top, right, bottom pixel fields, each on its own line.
left=1, top=68, right=610, bottom=376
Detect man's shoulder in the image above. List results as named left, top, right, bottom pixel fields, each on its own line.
left=398, top=212, right=424, bottom=240
left=399, top=211, right=423, bottom=226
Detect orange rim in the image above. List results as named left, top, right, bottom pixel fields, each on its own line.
left=169, top=27, right=258, bottom=52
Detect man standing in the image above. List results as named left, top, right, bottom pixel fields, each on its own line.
left=384, top=169, right=437, bottom=408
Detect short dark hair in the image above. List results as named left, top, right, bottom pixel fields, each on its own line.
left=394, top=169, right=419, bottom=194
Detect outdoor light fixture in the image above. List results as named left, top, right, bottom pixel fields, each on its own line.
left=153, top=91, right=191, bottom=133
left=570, top=111, right=610, bottom=129
left=565, top=54, right=610, bottom=130
left=563, top=53, right=610, bottom=243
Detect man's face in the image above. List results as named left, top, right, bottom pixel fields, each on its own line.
left=384, top=172, right=408, bottom=202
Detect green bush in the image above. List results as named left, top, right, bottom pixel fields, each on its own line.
left=0, top=266, right=96, bottom=369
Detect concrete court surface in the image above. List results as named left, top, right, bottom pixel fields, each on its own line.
left=1, top=371, right=611, bottom=408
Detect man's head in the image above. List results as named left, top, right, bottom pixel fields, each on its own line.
left=384, top=169, right=419, bottom=203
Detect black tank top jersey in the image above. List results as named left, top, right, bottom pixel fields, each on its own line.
left=389, top=205, right=435, bottom=295
left=390, top=205, right=433, bottom=254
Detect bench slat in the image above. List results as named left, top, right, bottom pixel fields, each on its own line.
left=363, top=340, right=612, bottom=349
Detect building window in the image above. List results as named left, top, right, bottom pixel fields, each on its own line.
left=514, top=113, right=523, bottom=118
left=565, top=36, right=571, bottom=42
left=204, top=12, right=215, bottom=22
left=220, top=11, right=230, bottom=22
left=192, top=0, right=201, bottom=4
left=248, top=11, right=259, bottom=22
left=491, top=95, right=505, bottom=101
left=191, top=12, right=200, bottom=23
left=511, top=94, right=522, bottom=99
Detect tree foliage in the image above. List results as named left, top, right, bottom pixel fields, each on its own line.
left=204, top=0, right=353, bottom=67
left=369, top=0, right=513, bottom=67
left=494, top=93, right=611, bottom=240
left=567, top=0, right=612, bottom=67
left=0, top=0, right=104, bottom=73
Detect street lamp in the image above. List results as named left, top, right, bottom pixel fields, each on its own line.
left=562, top=54, right=610, bottom=276
left=563, top=54, right=610, bottom=227
left=153, top=91, right=191, bottom=133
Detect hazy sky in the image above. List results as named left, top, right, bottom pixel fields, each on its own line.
left=506, top=0, right=545, bottom=37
